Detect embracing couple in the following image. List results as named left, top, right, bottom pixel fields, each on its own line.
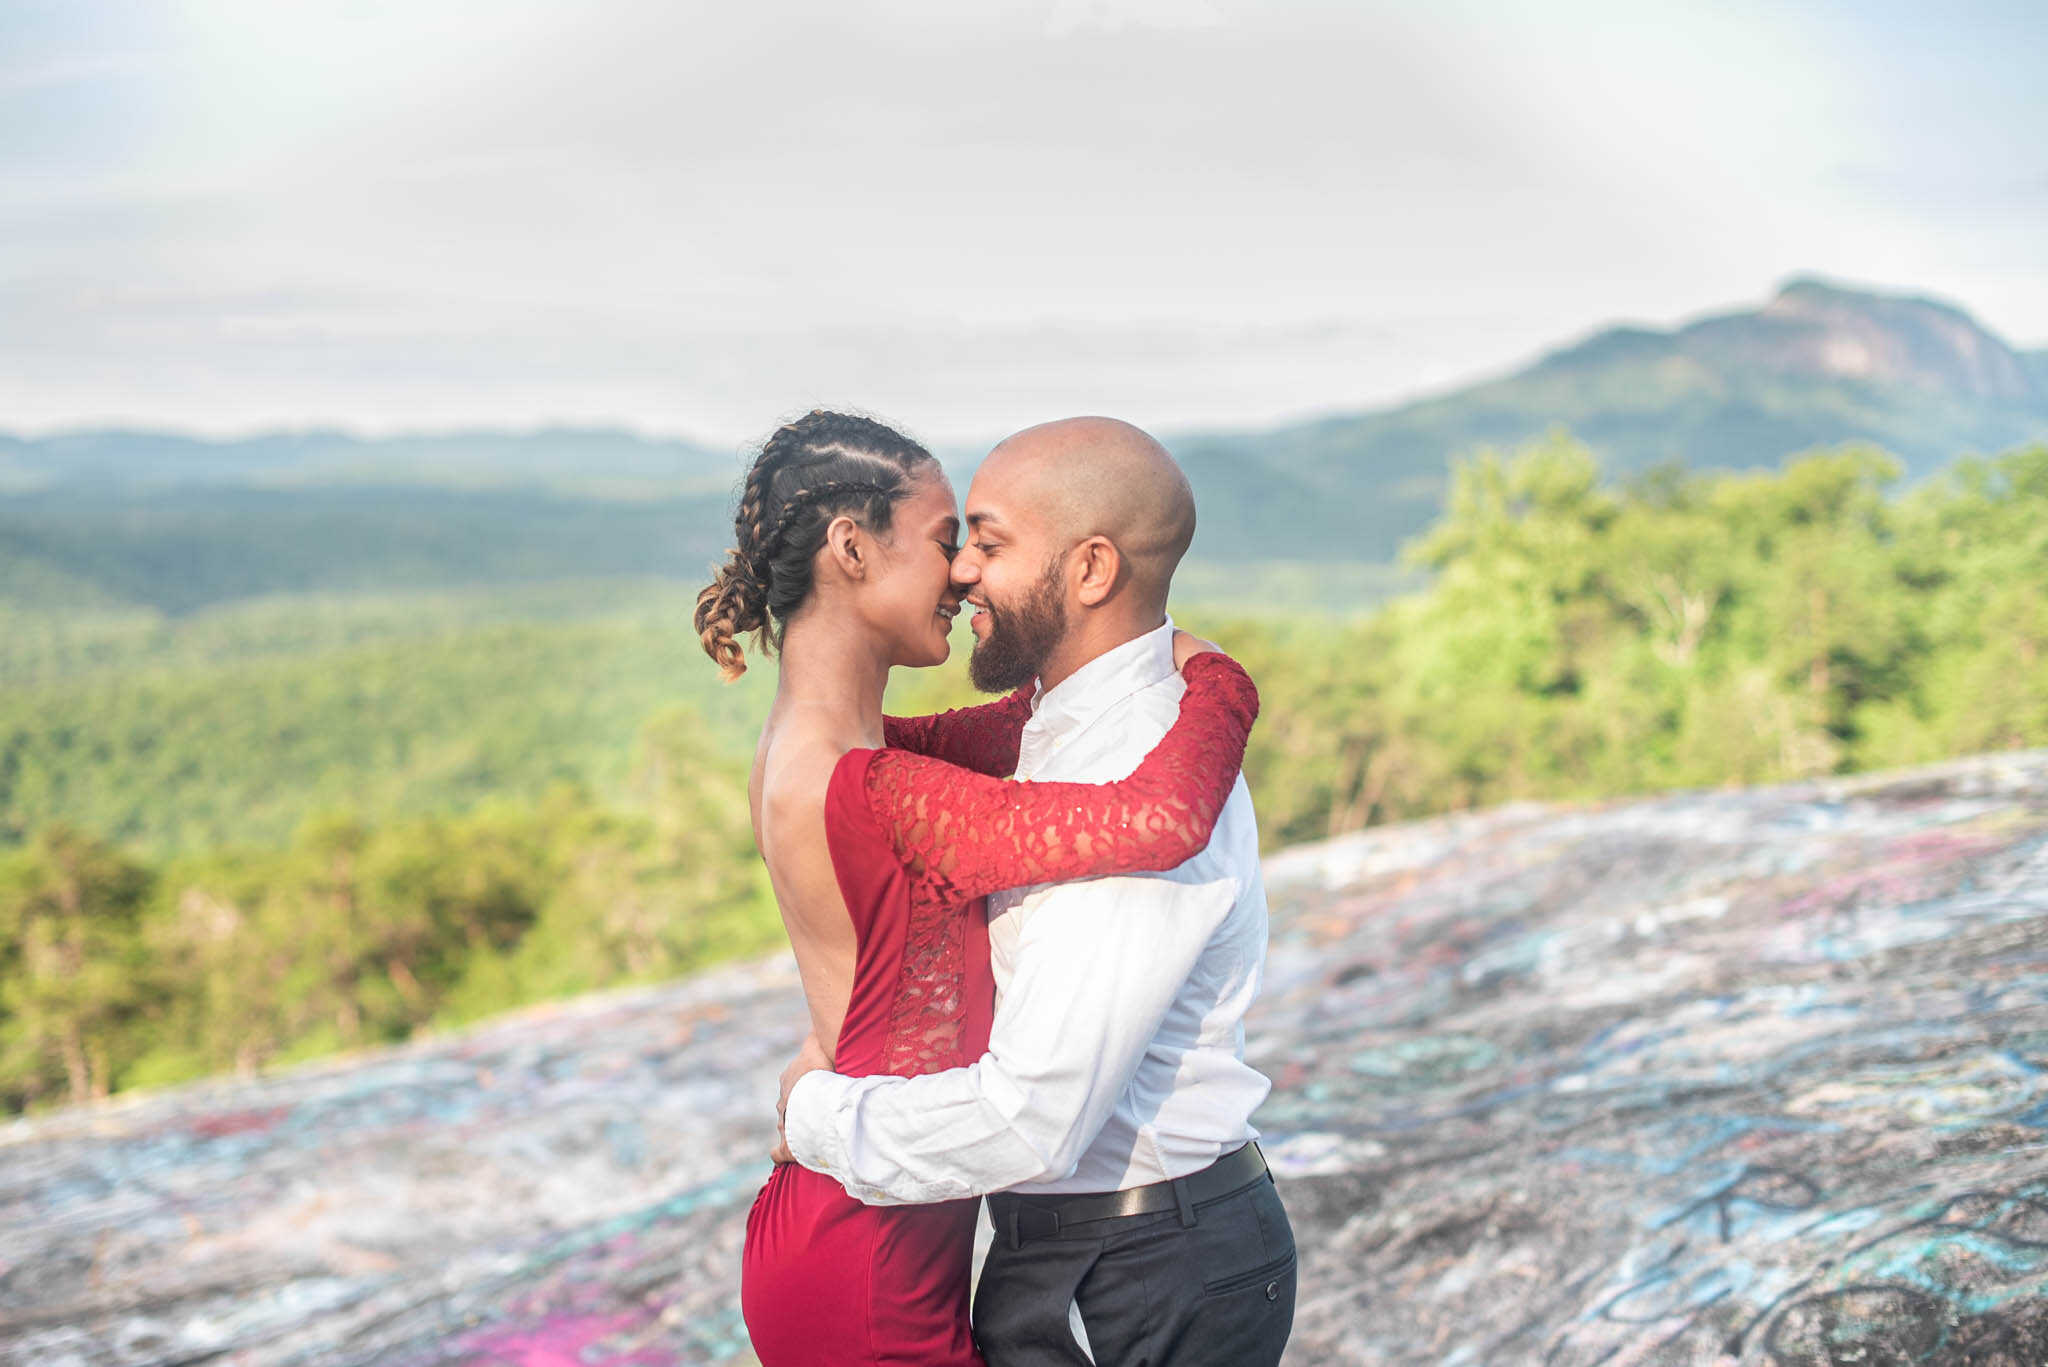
left=696, top=411, right=1295, bottom=1366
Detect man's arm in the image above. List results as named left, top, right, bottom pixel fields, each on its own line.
left=782, top=866, right=1238, bottom=1205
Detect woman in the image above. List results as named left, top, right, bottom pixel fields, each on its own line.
left=695, top=410, right=1257, bottom=1366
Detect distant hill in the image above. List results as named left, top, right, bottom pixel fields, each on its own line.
left=1178, top=277, right=2048, bottom=560
left=0, top=427, right=739, bottom=496
left=0, top=485, right=734, bottom=616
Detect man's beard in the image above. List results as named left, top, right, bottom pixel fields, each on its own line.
left=968, top=559, right=1068, bottom=694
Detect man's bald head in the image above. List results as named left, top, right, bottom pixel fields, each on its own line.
left=973, top=417, right=1196, bottom=615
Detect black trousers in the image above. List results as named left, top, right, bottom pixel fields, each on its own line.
left=972, top=1168, right=1296, bottom=1366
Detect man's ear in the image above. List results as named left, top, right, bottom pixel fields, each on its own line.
left=824, top=514, right=866, bottom=580
left=1073, top=535, right=1122, bottom=608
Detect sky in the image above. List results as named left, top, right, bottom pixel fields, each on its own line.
left=2, top=0, right=2044, bottom=447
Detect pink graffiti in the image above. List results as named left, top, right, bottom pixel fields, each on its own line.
left=188, top=1107, right=288, bottom=1138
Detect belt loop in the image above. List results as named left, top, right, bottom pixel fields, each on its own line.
left=1005, top=1201, right=1022, bottom=1251
left=1172, top=1176, right=1197, bottom=1228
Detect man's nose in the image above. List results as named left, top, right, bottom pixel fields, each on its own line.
left=950, top=554, right=981, bottom=589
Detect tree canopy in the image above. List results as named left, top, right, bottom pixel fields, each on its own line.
left=3, top=438, right=2044, bottom=1111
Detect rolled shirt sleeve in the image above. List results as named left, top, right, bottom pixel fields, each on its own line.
left=783, top=869, right=1239, bottom=1205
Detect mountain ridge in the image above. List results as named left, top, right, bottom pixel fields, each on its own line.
left=4, top=279, right=2046, bottom=569
left=1177, top=276, right=2048, bottom=558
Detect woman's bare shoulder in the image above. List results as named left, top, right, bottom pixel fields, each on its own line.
left=758, top=727, right=850, bottom=822
left=756, top=725, right=873, bottom=880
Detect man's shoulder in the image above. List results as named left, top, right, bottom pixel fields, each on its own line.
left=1113, top=671, right=1189, bottom=740
left=1191, top=778, right=1263, bottom=879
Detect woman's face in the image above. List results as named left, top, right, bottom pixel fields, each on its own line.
left=869, top=469, right=965, bottom=669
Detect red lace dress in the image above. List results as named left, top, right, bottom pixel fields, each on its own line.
left=740, top=653, right=1260, bottom=1366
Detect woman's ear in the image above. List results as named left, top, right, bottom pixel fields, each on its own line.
left=823, top=514, right=867, bottom=580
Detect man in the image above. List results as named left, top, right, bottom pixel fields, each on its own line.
left=777, top=417, right=1296, bottom=1366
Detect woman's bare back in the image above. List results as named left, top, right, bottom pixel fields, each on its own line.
left=750, top=705, right=873, bottom=1060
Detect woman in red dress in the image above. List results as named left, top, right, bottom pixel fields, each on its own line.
left=694, top=411, right=1258, bottom=1366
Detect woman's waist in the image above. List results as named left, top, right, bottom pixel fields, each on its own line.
left=831, top=1007, right=990, bottom=1077
left=752, top=1161, right=982, bottom=1225
left=828, top=1049, right=987, bottom=1080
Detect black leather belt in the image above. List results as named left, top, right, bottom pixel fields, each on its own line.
left=988, top=1143, right=1270, bottom=1246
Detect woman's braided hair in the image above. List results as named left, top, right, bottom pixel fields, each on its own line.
left=696, top=410, right=939, bottom=680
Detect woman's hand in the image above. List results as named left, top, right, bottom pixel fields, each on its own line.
left=1172, top=628, right=1222, bottom=672
left=771, top=1031, right=834, bottom=1165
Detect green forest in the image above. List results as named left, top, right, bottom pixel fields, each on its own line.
left=3, top=435, right=2045, bottom=1112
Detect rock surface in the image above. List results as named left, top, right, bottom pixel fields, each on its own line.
left=5, top=751, right=2048, bottom=1365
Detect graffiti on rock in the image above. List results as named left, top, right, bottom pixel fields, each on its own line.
left=4, top=751, right=2047, bottom=1364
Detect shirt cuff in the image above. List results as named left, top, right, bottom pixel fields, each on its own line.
left=783, top=1068, right=859, bottom=1181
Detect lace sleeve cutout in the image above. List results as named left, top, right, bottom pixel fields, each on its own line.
left=882, top=687, right=1034, bottom=778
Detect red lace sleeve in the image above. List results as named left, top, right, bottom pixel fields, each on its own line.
left=881, top=687, right=1034, bottom=777
left=862, top=653, right=1259, bottom=908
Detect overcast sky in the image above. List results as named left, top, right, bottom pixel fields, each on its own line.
left=3, top=0, right=2043, bottom=446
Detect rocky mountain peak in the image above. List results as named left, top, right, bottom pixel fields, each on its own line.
left=1735, top=276, right=2036, bottom=399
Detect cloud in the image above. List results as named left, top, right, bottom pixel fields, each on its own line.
left=2, top=0, right=2044, bottom=432
left=1045, top=0, right=1226, bottom=37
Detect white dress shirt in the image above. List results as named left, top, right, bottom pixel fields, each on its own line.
left=784, top=618, right=1272, bottom=1203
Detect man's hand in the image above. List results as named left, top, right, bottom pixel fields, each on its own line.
left=771, top=1031, right=834, bottom=1165
left=1172, top=628, right=1222, bottom=672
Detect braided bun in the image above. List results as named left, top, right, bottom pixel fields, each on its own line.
left=693, top=561, right=764, bottom=683
left=696, top=410, right=937, bottom=680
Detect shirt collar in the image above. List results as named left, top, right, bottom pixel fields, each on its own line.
left=1028, top=616, right=1178, bottom=743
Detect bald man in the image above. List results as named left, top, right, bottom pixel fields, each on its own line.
left=781, top=418, right=1296, bottom=1366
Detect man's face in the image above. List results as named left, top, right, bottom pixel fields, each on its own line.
left=951, top=456, right=1071, bottom=694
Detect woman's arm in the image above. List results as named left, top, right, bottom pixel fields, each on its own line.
left=880, top=632, right=1212, bottom=775
left=860, top=652, right=1258, bottom=907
